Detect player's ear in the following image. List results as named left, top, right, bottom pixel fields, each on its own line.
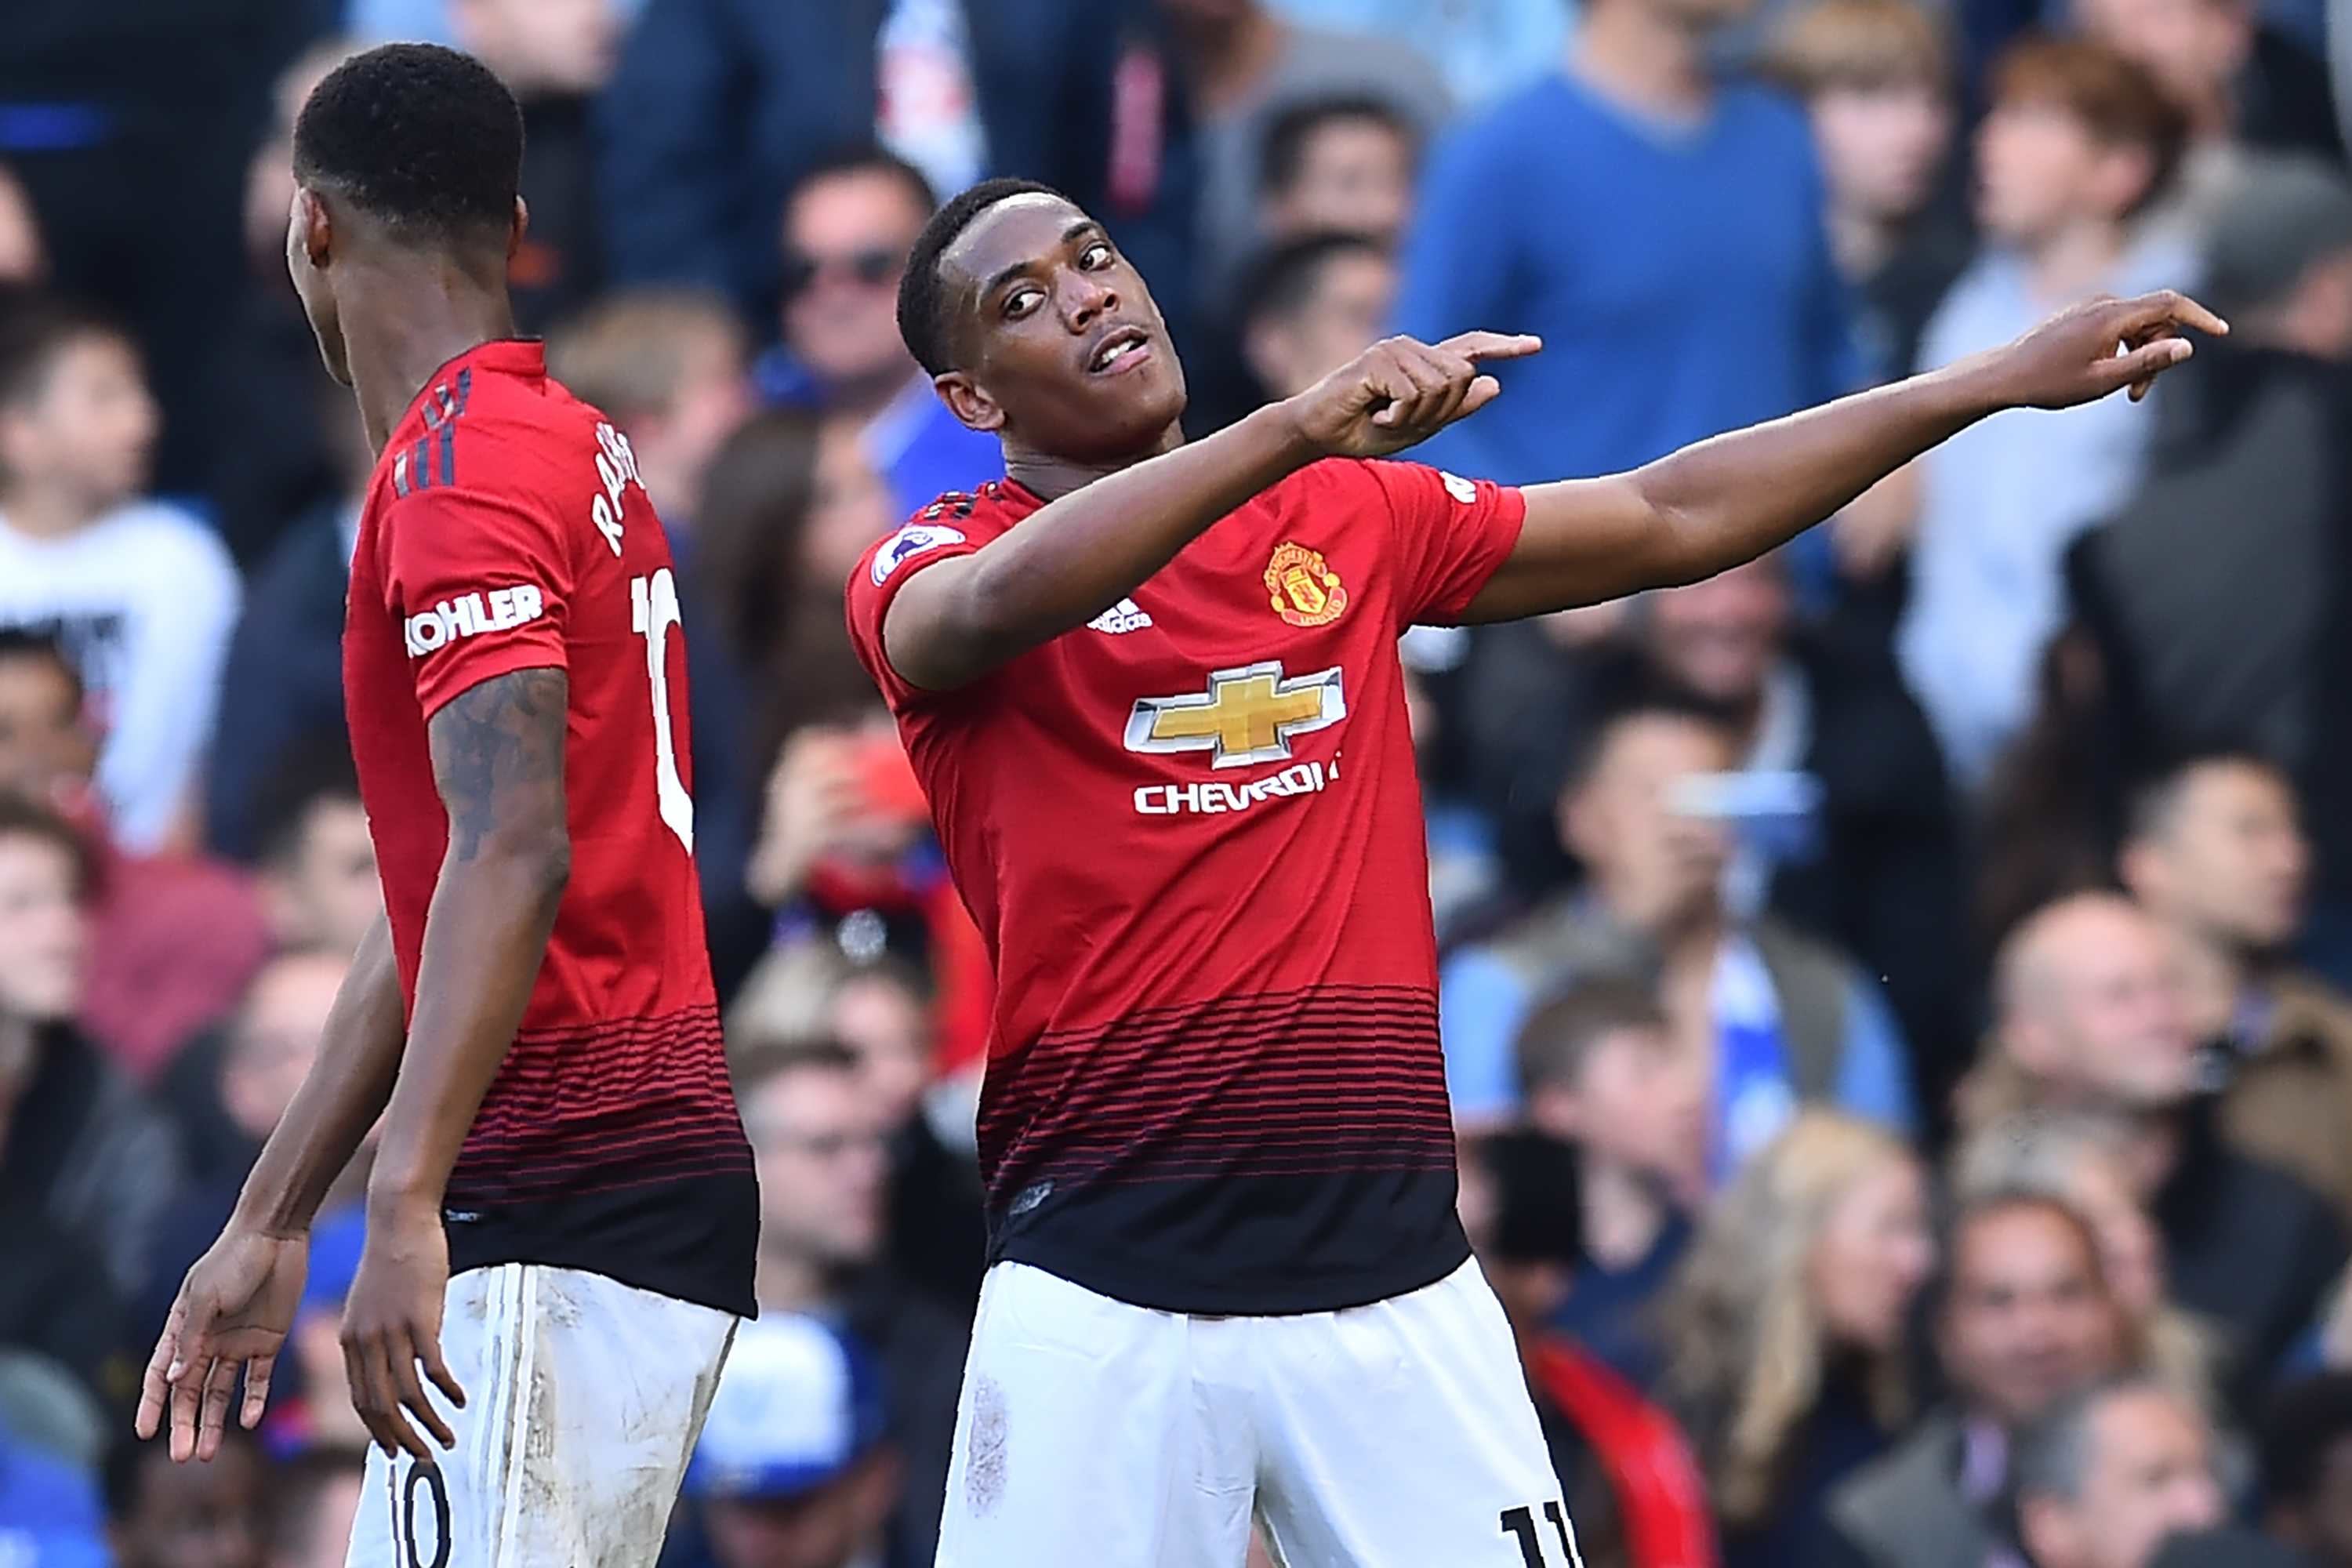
left=935, top=371, right=1005, bottom=435
left=509, top=196, right=529, bottom=260
left=292, top=187, right=333, bottom=269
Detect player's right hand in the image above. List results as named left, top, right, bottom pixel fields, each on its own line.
left=1287, top=332, right=1542, bottom=459
left=136, top=1225, right=309, bottom=1462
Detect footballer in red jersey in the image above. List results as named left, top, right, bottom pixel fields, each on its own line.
left=140, top=45, right=753, bottom=1568
left=848, top=175, right=2220, bottom=1567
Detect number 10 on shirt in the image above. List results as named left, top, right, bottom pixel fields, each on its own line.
left=630, top=568, right=695, bottom=853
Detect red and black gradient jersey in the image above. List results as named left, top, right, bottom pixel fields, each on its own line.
left=344, top=340, right=756, bottom=1318
left=848, top=458, right=1526, bottom=1314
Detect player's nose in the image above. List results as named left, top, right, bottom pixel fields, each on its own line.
left=1063, top=269, right=1120, bottom=331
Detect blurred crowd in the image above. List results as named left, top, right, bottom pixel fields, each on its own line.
left=4, top=0, right=2352, bottom=1566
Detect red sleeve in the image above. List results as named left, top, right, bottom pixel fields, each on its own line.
left=380, top=483, right=575, bottom=717
left=1363, top=459, right=1527, bottom=627
left=844, top=515, right=985, bottom=710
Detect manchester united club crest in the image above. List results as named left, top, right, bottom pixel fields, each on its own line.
left=1265, top=542, right=1348, bottom=628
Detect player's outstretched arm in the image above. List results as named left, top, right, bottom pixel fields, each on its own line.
left=138, top=912, right=406, bottom=1461
left=884, top=332, right=1541, bottom=689
left=343, top=665, right=572, bottom=1460
left=1461, top=291, right=2226, bottom=622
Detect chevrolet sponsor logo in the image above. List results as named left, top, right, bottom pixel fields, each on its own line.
left=1123, top=661, right=1345, bottom=769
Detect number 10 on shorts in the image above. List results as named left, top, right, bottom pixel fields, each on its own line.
left=1501, top=1501, right=1581, bottom=1566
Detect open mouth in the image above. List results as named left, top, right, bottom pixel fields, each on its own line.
left=1088, top=325, right=1152, bottom=374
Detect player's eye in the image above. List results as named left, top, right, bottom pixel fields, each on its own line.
left=1079, top=240, right=1113, bottom=269
left=1003, top=285, right=1043, bottom=319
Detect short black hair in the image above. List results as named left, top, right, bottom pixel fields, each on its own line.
left=292, top=42, right=523, bottom=245
left=897, top=176, right=1067, bottom=378
left=1242, top=231, right=1388, bottom=332
left=251, top=738, right=363, bottom=870
left=0, top=289, right=133, bottom=412
left=2121, top=749, right=2291, bottom=848
left=0, top=625, right=82, bottom=704
left=1559, top=690, right=1740, bottom=803
left=2261, top=1371, right=2352, bottom=1509
left=1259, top=95, right=1416, bottom=200
left=789, top=144, right=939, bottom=227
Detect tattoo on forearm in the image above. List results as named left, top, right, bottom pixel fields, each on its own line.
left=427, top=667, right=568, bottom=860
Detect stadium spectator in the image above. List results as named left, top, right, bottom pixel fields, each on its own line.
left=1959, top=893, right=2347, bottom=1414
left=1239, top=233, right=1396, bottom=402
left=1392, top=0, right=1857, bottom=494
left=1757, top=0, right=1969, bottom=386
left=673, top=1312, right=900, bottom=1568
left=1514, top=980, right=1708, bottom=1391
left=1441, top=699, right=1917, bottom=1163
left=141, top=949, right=346, bottom=1344
left=2071, top=0, right=2342, bottom=235
left=267, top=1446, right=366, bottom=1568
left=1457, top=1127, right=1722, bottom=1568
left=547, top=289, right=760, bottom=956
left=1255, top=96, right=1417, bottom=252
left=1951, top=1112, right=2223, bottom=1419
left=1589, top=554, right=1974, bottom=1125
left=2118, top=755, right=2352, bottom=1221
left=1662, top=1112, right=1936, bottom=1568
left=0, top=1410, right=107, bottom=1568
left=234, top=748, right=376, bottom=967
left=212, top=41, right=361, bottom=571
left=2011, top=1380, right=2226, bottom=1568
left=102, top=1429, right=270, bottom=1568
left=2067, top=159, right=2352, bottom=953
left=820, top=956, right=986, bottom=1315
left=2263, top=1373, right=2352, bottom=1568
left=0, top=630, right=269, bottom=1082
left=597, top=0, right=1192, bottom=327
left=1894, top=37, right=2193, bottom=800
left=0, top=795, right=181, bottom=1298
left=732, top=1042, right=965, bottom=1566
left=1809, top=1192, right=2129, bottom=1568
left=450, top=0, right=619, bottom=332
left=1155, top=0, right=1448, bottom=321
left=0, top=162, right=44, bottom=288
left=205, top=385, right=372, bottom=865
left=755, top=151, right=1002, bottom=525
left=0, top=294, right=240, bottom=855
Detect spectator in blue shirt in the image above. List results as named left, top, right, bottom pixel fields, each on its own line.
left=753, top=151, right=1002, bottom=526
left=1392, top=0, right=1862, bottom=493
left=1441, top=699, right=1918, bottom=1161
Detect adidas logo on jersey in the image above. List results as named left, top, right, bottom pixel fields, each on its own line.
left=1088, top=597, right=1153, bottom=634
left=405, top=585, right=545, bottom=657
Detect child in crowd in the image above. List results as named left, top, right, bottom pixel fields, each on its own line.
left=1255, top=96, right=1421, bottom=252
left=0, top=295, right=239, bottom=855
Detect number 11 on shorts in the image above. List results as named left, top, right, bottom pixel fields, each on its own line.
left=1500, top=1501, right=1581, bottom=1566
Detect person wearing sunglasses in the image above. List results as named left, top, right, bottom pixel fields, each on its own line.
left=757, top=147, right=1004, bottom=527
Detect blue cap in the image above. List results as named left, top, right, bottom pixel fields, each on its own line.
left=301, top=1206, right=367, bottom=1317
left=684, top=1315, right=889, bottom=1501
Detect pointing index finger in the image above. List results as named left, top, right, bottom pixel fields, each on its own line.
left=1435, top=330, right=1543, bottom=364
left=2122, top=289, right=2229, bottom=338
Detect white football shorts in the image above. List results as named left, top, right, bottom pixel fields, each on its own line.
left=343, top=1262, right=737, bottom=1568
left=934, top=1258, right=1580, bottom=1568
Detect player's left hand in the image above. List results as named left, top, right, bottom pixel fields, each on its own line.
left=341, top=1200, right=465, bottom=1461
left=1985, top=289, right=2228, bottom=410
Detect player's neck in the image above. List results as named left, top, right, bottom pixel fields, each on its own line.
left=1001, top=421, right=1186, bottom=502
left=339, top=263, right=517, bottom=456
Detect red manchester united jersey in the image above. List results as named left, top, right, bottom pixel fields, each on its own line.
left=345, top=340, right=755, bottom=1318
left=847, top=457, right=1525, bottom=1313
